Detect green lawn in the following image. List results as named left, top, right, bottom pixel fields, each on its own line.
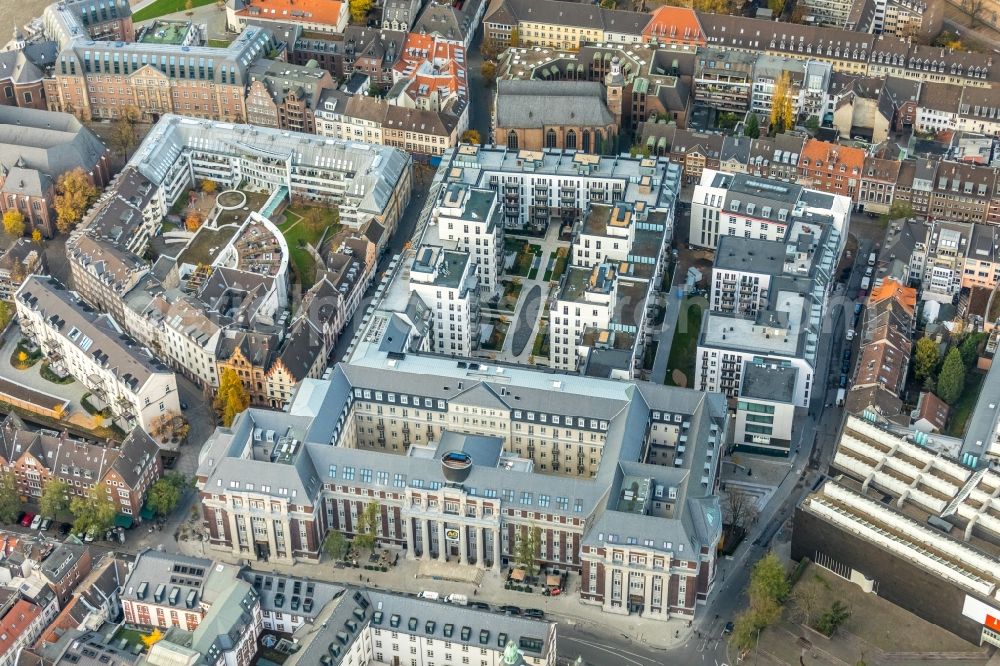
left=133, top=0, right=216, bottom=23
left=946, top=371, right=985, bottom=437
left=206, top=38, right=232, bottom=48
left=279, top=206, right=340, bottom=286
left=665, top=300, right=702, bottom=387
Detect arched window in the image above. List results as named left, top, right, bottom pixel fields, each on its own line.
left=581, top=130, right=591, bottom=153
left=566, top=130, right=577, bottom=150
left=545, top=128, right=558, bottom=149
left=507, top=130, right=518, bottom=151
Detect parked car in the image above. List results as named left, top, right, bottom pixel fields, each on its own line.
left=723, top=621, right=734, bottom=635
left=39, top=517, right=52, bottom=531
left=14, top=512, right=25, bottom=526
left=841, top=360, right=851, bottom=374
left=29, top=515, right=42, bottom=530
left=839, top=374, right=848, bottom=388
left=470, top=602, right=490, bottom=611
left=58, top=523, right=71, bottom=536
left=846, top=329, right=855, bottom=341
left=20, top=512, right=34, bottom=527
left=498, top=605, right=522, bottom=616
left=180, top=401, right=189, bottom=410
left=854, top=303, right=863, bottom=315
left=84, top=527, right=96, bottom=543
left=524, top=608, right=545, bottom=619
left=842, top=349, right=852, bottom=362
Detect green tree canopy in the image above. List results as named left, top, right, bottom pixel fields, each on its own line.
left=40, top=478, right=71, bottom=518
left=514, top=525, right=542, bottom=577
left=70, top=485, right=116, bottom=534
left=147, top=478, right=182, bottom=517
left=744, top=114, right=760, bottom=139
left=354, top=501, right=380, bottom=550
left=324, top=529, right=349, bottom=560
left=0, top=472, right=19, bottom=524
left=959, top=332, right=985, bottom=369
left=937, top=347, right=966, bottom=405
left=913, top=337, right=940, bottom=382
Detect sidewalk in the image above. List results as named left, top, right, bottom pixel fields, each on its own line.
left=173, top=532, right=693, bottom=650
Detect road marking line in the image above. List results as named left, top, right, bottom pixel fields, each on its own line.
left=560, top=636, right=659, bottom=666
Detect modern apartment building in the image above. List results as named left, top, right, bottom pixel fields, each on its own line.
left=692, top=171, right=849, bottom=411
left=196, top=343, right=729, bottom=624
left=15, top=276, right=180, bottom=431
left=694, top=49, right=756, bottom=114
left=551, top=197, right=675, bottom=376
left=690, top=168, right=851, bottom=251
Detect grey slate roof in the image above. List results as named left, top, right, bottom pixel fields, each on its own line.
left=0, top=106, right=106, bottom=180
left=496, top=80, right=614, bottom=129
left=289, top=587, right=553, bottom=666
left=17, top=276, right=169, bottom=391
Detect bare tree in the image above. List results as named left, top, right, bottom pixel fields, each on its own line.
left=963, top=0, right=986, bottom=28
left=791, top=578, right=824, bottom=627
left=724, top=490, right=759, bottom=536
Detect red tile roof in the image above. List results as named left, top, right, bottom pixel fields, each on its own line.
left=0, top=600, right=41, bottom=656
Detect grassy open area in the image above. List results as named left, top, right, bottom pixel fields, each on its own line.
left=133, top=0, right=216, bottom=23
left=664, top=300, right=702, bottom=387
left=946, top=371, right=986, bottom=437
left=279, top=206, right=340, bottom=285
left=207, top=38, right=233, bottom=48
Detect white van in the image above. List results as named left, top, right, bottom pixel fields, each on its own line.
left=419, top=591, right=440, bottom=600
left=445, top=594, right=468, bottom=606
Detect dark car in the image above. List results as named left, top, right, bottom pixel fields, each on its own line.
left=854, top=303, right=863, bottom=315
left=470, top=602, right=490, bottom=611
left=58, top=523, right=72, bottom=536
left=842, top=349, right=851, bottom=362
left=14, top=512, right=25, bottom=526
left=180, top=401, right=189, bottom=410
left=524, top=608, right=545, bottom=619
left=723, top=621, right=734, bottom=635
left=498, top=605, right=522, bottom=616
left=841, top=360, right=851, bottom=373
left=839, top=374, right=848, bottom=388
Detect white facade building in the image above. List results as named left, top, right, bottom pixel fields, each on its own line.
left=16, top=276, right=180, bottom=431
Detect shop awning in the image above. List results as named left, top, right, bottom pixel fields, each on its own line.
left=115, top=514, right=134, bottom=529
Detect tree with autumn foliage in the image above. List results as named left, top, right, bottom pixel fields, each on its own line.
left=2, top=210, right=25, bottom=237
left=769, top=71, right=795, bottom=134
left=349, top=0, right=373, bottom=23
left=461, top=129, right=482, bottom=145
left=54, top=168, right=99, bottom=234
left=214, top=367, right=250, bottom=426
left=201, top=179, right=218, bottom=194
left=185, top=212, right=203, bottom=232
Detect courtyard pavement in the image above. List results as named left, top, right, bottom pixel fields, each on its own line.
left=500, top=224, right=566, bottom=364
left=0, top=326, right=92, bottom=429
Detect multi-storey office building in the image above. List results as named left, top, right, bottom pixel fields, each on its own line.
left=42, top=0, right=277, bottom=123
left=15, top=276, right=180, bottom=431
left=196, top=343, right=729, bottom=623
